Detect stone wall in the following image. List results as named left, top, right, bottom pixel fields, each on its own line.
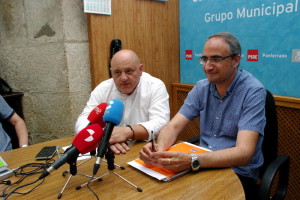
left=0, top=0, right=92, bottom=144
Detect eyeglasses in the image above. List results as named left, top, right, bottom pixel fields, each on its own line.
left=111, top=69, right=136, bottom=77
left=198, top=54, right=235, bottom=65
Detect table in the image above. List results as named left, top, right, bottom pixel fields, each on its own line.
left=0, top=137, right=245, bottom=200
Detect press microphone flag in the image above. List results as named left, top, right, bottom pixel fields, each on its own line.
left=103, top=99, right=124, bottom=126
left=72, top=124, right=104, bottom=154
left=39, top=124, right=104, bottom=179
left=87, top=103, right=108, bottom=127
left=93, top=99, right=124, bottom=175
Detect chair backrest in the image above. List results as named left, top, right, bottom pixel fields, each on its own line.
left=260, top=90, right=278, bottom=178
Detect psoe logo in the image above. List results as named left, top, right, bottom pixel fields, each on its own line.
left=185, top=50, right=193, bottom=60
left=247, top=49, right=259, bottom=61
left=292, top=49, right=300, bottom=63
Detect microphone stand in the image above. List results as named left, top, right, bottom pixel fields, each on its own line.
left=57, top=150, right=101, bottom=199
left=75, top=148, right=142, bottom=192
left=57, top=150, right=127, bottom=199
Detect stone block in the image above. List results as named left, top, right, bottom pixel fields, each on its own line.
left=0, top=44, right=68, bottom=93
left=62, top=0, right=89, bottom=42
left=24, top=92, right=73, bottom=144
left=0, top=0, right=27, bottom=46
left=65, top=43, right=91, bottom=92
left=25, top=0, right=64, bottom=43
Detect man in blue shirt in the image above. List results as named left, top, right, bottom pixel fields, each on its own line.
left=139, top=32, right=266, bottom=200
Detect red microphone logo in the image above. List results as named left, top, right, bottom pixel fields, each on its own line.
left=84, top=128, right=96, bottom=142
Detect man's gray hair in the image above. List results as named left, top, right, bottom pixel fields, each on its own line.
left=208, top=32, right=241, bottom=55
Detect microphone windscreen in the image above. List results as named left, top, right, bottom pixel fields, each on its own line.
left=72, top=124, right=104, bottom=154
left=87, top=103, right=108, bottom=127
left=103, top=99, right=124, bottom=126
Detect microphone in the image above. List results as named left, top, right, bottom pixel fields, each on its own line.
left=93, top=99, right=124, bottom=175
left=87, top=103, right=108, bottom=127
left=39, top=124, right=104, bottom=179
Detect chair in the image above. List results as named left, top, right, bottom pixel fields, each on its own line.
left=258, top=90, right=290, bottom=200
left=187, top=90, right=290, bottom=200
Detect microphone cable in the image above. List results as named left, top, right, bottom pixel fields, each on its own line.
left=2, top=177, right=45, bottom=200
left=15, top=159, right=54, bottom=176
left=86, top=175, right=100, bottom=200
left=1, top=159, right=54, bottom=199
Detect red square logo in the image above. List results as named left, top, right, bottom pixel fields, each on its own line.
left=185, top=50, right=193, bottom=60
left=247, top=49, right=259, bottom=61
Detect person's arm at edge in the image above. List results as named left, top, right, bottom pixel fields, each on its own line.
left=8, top=112, right=29, bottom=147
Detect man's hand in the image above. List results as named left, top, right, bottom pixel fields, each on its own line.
left=150, top=151, right=191, bottom=173
left=139, top=143, right=191, bottom=173
left=109, top=126, right=132, bottom=154
left=139, top=143, right=154, bottom=165
left=109, top=126, right=132, bottom=143
left=110, top=142, right=130, bottom=154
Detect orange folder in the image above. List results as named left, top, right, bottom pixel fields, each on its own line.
left=128, top=142, right=210, bottom=181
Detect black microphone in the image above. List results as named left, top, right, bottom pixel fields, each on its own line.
left=93, top=99, right=124, bottom=175
left=39, top=124, right=104, bottom=179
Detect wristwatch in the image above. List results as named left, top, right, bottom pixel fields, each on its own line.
left=189, top=153, right=200, bottom=171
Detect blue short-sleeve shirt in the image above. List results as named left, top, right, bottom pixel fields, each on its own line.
left=0, top=95, right=14, bottom=152
left=179, top=70, right=266, bottom=180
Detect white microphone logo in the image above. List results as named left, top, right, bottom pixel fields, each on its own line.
left=84, top=129, right=95, bottom=142
left=94, top=106, right=102, bottom=115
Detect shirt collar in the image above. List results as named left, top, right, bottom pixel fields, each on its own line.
left=210, top=70, right=242, bottom=99
left=227, top=70, right=242, bottom=95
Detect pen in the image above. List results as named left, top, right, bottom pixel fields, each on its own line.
left=151, top=131, right=156, bottom=152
